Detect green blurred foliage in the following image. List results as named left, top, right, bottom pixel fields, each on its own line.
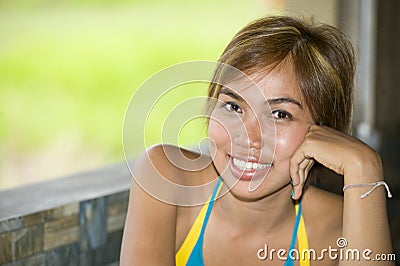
left=0, top=0, right=265, bottom=188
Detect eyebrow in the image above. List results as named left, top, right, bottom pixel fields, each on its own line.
left=219, top=87, right=303, bottom=109
left=267, top=98, right=303, bottom=109
left=219, top=88, right=244, bottom=101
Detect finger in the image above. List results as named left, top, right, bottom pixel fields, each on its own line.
left=303, top=159, right=315, bottom=180
left=290, top=154, right=301, bottom=186
left=291, top=157, right=307, bottom=199
left=290, top=141, right=312, bottom=186
left=293, top=158, right=314, bottom=199
left=293, top=159, right=307, bottom=199
left=298, top=158, right=310, bottom=184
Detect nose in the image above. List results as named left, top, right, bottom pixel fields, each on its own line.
left=242, top=113, right=263, bottom=150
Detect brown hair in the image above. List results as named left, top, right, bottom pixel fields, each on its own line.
left=207, top=16, right=355, bottom=133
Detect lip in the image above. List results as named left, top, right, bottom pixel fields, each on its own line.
left=228, top=155, right=272, bottom=181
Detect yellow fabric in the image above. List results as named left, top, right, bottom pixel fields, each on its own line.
left=175, top=182, right=223, bottom=265
left=175, top=197, right=210, bottom=265
left=296, top=203, right=310, bottom=266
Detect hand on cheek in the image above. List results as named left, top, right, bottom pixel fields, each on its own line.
left=289, top=125, right=382, bottom=200
left=274, top=123, right=313, bottom=200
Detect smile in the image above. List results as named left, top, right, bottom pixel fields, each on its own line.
left=232, top=157, right=271, bottom=171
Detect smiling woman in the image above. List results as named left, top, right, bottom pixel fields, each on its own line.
left=120, top=16, right=394, bottom=266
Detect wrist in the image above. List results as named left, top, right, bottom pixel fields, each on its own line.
left=343, top=150, right=384, bottom=185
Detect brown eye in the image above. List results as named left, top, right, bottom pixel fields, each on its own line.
left=278, top=112, right=287, bottom=119
left=271, top=110, right=292, bottom=120
left=224, top=102, right=242, bottom=113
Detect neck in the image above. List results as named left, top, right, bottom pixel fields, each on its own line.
left=215, top=184, right=296, bottom=236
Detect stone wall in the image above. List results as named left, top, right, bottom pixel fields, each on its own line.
left=0, top=163, right=130, bottom=265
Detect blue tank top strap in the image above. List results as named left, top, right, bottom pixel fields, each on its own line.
left=284, top=200, right=302, bottom=266
left=186, top=177, right=223, bottom=266
left=184, top=181, right=305, bottom=266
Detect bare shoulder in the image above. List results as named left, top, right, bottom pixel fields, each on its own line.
left=121, top=144, right=217, bottom=265
left=120, top=145, right=180, bottom=264
left=302, top=186, right=343, bottom=250
left=121, top=144, right=191, bottom=265
left=133, top=144, right=214, bottom=186
left=132, top=144, right=181, bottom=181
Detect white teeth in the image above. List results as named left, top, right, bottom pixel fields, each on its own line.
left=232, top=157, right=271, bottom=171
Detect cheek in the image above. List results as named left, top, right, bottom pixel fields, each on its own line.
left=275, top=126, right=309, bottom=160
left=208, top=119, right=232, bottom=174
left=208, top=119, right=230, bottom=149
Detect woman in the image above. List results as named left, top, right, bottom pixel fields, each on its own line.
left=120, top=16, right=393, bottom=265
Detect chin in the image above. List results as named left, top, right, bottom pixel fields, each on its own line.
left=220, top=171, right=286, bottom=202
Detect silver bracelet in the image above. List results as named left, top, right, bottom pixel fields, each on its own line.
left=343, top=181, right=392, bottom=199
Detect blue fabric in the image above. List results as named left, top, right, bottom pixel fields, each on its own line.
left=185, top=180, right=302, bottom=266
left=186, top=178, right=222, bottom=266
left=284, top=201, right=302, bottom=266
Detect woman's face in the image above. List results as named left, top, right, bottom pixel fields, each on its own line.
left=208, top=62, right=315, bottom=200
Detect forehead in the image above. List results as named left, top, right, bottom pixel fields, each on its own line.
left=223, top=61, right=303, bottom=103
